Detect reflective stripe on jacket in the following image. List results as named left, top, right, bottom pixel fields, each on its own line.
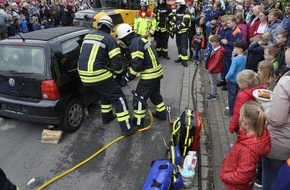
left=78, top=30, right=123, bottom=84
left=134, top=10, right=157, bottom=37
left=129, top=37, right=163, bottom=80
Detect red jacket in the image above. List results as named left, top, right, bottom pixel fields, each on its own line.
left=229, top=85, right=263, bottom=133
left=247, top=17, right=260, bottom=40
left=206, top=46, right=225, bottom=74
left=220, top=129, right=271, bottom=190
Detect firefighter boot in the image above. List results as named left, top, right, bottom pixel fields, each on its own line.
left=153, top=111, right=167, bottom=121
left=102, top=113, right=116, bottom=124
left=182, top=61, right=188, bottom=67
left=175, top=58, right=182, bottom=63
left=163, top=54, right=170, bottom=60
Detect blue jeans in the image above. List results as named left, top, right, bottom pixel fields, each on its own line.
left=262, top=157, right=286, bottom=190
left=228, top=81, right=239, bottom=115
left=221, top=56, right=231, bottom=81
left=209, top=73, right=218, bottom=96
left=193, top=49, right=201, bottom=62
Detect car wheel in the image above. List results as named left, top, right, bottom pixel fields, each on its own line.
left=61, top=98, right=84, bottom=132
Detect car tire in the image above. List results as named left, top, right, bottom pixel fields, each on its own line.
left=61, top=98, right=84, bottom=132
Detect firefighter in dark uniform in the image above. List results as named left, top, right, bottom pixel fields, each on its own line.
left=153, top=0, right=174, bottom=59
left=78, top=15, right=138, bottom=136
left=173, top=0, right=191, bottom=67
left=116, top=23, right=167, bottom=128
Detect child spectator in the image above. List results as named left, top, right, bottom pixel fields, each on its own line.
left=228, top=69, right=261, bottom=133
left=219, top=15, right=242, bottom=90
left=264, top=44, right=281, bottom=75
left=205, top=35, right=225, bottom=101
left=215, top=15, right=229, bottom=39
left=7, top=18, right=17, bottom=37
left=220, top=101, right=271, bottom=190
left=246, top=33, right=272, bottom=72
left=209, top=19, right=218, bottom=35
left=191, top=25, right=205, bottom=64
left=236, top=12, right=248, bottom=42
left=258, top=60, right=276, bottom=91
left=41, top=16, right=51, bottom=29
left=32, top=16, right=41, bottom=31
left=204, top=15, right=228, bottom=65
left=19, top=13, right=28, bottom=33
left=276, top=31, right=290, bottom=79
left=225, top=40, right=248, bottom=116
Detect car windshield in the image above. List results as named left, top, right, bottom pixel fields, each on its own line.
left=0, top=45, right=45, bottom=74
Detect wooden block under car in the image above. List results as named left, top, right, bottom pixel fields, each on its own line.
left=41, top=129, right=63, bottom=144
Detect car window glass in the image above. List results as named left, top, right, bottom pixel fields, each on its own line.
left=0, top=45, right=45, bottom=74
left=52, top=37, right=83, bottom=87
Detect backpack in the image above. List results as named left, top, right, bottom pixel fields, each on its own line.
left=170, top=108, right=202, bottom=157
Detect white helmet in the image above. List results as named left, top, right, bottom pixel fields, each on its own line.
left=176, top=0, right=185, bottom=5
left=116, top=23, right=134, bottom=39
left=98, top=15, right=113, bottom=30
left=140, top=0, right=149, bottom=6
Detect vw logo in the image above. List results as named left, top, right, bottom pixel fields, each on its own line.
left=8, top=78, right=15, bottom=86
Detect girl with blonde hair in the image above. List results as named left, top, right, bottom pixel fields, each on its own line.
left=229, top=69, right=261, bottom=133
left=220, top=101, right=271, bottom=190
left=257, top=60, right=276, bottom=90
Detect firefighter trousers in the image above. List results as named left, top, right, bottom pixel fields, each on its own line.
left=176, top=32, right=189, bottom=61
left=88, top=77, right=131, bottom=132
left=133, top=79, right=166, bottom=127
left=155, top=31, right=169, bottom=56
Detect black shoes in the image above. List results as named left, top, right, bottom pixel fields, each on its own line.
left=153, top=112, right=167, bottom=121
left=102, top=115, right=116, bottom=124
left=163, top=54, right=170, bottom=60
left=217, top=80, right=227, bottom=87
left=221, top=85, right=228, bottom=91
left=182, top=61, right=188, bottom=67
left=122, top=126, right=139, bottom=136
left=175, top=58, right=182, bottom=63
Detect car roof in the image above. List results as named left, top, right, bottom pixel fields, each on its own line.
left=9, top=27, right=90, bottom=41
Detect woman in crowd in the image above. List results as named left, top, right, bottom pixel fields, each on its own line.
left=262, top=41, right=290, bottom=190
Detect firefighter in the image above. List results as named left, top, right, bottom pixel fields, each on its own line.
left=134, top=0, right=157, bottom=42
left=116, top=23, right=167, bottom=128
left=77, top=15, right=138, bottom=136
left=173, top=0, right=191, bottom=67
left=154, top=0, right=174, bottom=59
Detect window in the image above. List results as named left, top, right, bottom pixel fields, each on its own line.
left=0, top=45, right=45, bottom=74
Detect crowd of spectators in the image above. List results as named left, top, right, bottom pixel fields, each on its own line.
left=184, top=0, right=290, bottom=189
left=0, top=0, right=94, bottom=39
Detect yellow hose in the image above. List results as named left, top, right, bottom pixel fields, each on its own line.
left=36, top=109, right=154, bottom=190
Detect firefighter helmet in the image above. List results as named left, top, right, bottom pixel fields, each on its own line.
left=116, top=23, right=134, bottom=39
left=140, top=0, right=149, bottom=6
left=176, top=0, right=186, bottom=5
left=98, top=15, right=113, bottom=30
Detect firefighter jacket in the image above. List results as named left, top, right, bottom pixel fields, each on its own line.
left=78, top=30, right=124, bottom=85
left=154, top=4, right=174, bottom=33
left=134, top=9, right=157, bottom=38
left=174, top=9, right=191, bottom=34
left=126, top=37, right=163, bottom=81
